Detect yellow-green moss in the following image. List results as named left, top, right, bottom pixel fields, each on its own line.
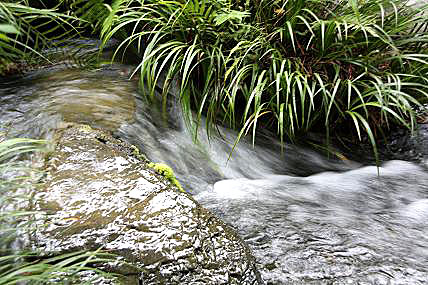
left=131, top=144, right=149, bottom=163
left=148, top=162, right=185, bottom=193
left=78, top=124, right=93, bottom=133
left=131, top=145, right=140, bottom=156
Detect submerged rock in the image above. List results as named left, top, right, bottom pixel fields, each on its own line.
left=33, top=124, right=261, bottom=284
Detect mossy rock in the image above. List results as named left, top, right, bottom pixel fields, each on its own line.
left=33, top=124, right=261, bottom=284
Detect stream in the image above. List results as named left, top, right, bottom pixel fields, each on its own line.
left=1, top=64, right=428, bottom=284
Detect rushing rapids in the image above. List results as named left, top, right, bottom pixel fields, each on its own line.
left=1, top=64, right=428, bottom=284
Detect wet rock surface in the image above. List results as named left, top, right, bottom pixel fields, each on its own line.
left=380, top=121, right=428, bottom=164
left=362, top=121, right=428, bottom=165
left=344, top=121, right=428, bottom=166
left=33, top=124, right=261, bottom=284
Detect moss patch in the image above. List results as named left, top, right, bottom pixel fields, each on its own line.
left=78, top=124, right=93, bottom=133
left=148, top=162, right=185, bottom=193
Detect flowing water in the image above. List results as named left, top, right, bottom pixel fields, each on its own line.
left=1, top=64, right=428, bottom=284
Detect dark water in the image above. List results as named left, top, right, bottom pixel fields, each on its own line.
left=1, top=65, right=428, bottom=284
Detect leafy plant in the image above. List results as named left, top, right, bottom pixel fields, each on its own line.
left=0, top=0, right=106, bottom=74
left=0, top=250, right=117, bottom=285
left=100, top=0, right=428, bottom=160
left=0, top=1, right=78, bottom=61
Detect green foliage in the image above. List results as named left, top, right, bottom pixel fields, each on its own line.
left=148, top=162, right=185, bottom=193
left=0, top=1, right=82, bottom=63
left=99, top=0, right=428, bottom=160
left=0, top=0, right=109, bottom=74
left=0, top=250, right=118, bottom=284
left=0, top=138, right=118, bottom=284
left=2, top=0, right=428, bottom=159
left=0, top=138, right=45, bottom=162
left=64, top=0, right=109, bottom=32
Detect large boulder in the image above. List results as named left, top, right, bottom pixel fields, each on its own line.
left=33, top=124, right=261, bottom=284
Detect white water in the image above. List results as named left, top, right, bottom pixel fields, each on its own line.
left=2, top=65, right=428, bottom=284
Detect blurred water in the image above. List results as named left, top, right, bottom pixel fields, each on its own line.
left=196, top=161, right=428, bottom=284
left=0, top=65, right=137, bottom=140
left=1, top=65, right=428, bottom=284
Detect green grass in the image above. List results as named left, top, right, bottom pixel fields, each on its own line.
left=3, top=0, right=428, bottom=158
left=97, top=0, right=428, bottom=161
left=0, top=0, right=103, bottom=74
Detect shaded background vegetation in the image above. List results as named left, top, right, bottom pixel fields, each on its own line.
left=2, top=1, right=428, bottom=159
left=99, top=0, right=428, bottom=161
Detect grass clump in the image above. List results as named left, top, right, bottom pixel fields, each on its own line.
left=0, top=1, right=105, bottom=74
left=99, top=0, right=428, bottom=160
